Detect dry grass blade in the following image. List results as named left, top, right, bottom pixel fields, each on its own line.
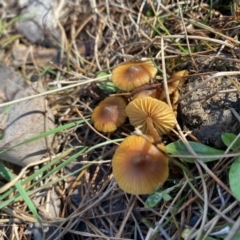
left=1, top=0, right=240, bottom=239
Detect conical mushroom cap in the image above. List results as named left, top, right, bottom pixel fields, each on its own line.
left=126, top=97, right=176, bottom=135
left=112, top=135, right=169, bottom=194
left=111, top=61, right=157, bottom=91
left=92, top=96, right=127, bottom=132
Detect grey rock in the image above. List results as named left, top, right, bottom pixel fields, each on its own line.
left=16, top=0, right=59, bottom=44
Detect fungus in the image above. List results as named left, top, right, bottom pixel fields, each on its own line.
left=92, top=96, right=127, bottom=132
left=132, top=83, right=160, bottom=100
left=112, top=135, right=169, bottom=195
left=159, top=70, right=189, bottom=101
left=126, top=97, right=176, bottom=140
left=111, top=61, right=157, bottom=91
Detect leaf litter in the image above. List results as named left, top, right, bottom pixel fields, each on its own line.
left=1, top=0, right=240, bottom=239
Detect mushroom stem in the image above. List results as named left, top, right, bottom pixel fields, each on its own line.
left=146, top=116, right=161, bottom=142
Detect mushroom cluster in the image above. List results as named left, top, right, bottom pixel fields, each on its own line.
left=91, top=60, right=188, bottom=194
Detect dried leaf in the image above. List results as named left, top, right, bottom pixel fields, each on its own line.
left=12, top=43, right=60, bottom=67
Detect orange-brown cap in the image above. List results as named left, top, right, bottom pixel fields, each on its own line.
left=126, top=97, right=176, bottom=135
left=132, top=84, right=160, bottom=100
left=111, top=61, right=157, bottom=91
left=92, top=96, right=127, bottom=132
left=112, top=135, right=169, bottom=194
left=159, top=70, right=189, bottom=100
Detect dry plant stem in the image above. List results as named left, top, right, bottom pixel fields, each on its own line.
left=146, top=117, right=161, bottom=142
left=55, top=11, right=67, bottom=88
left=157, top=3, right=240, bottom=44
left=116, top=195, right=136, bottom=238
left=128, top=13, right=151, bottom=42
left=131, top=216, right=144, bottom=240
left=79, top=221, right=101, bottom=238
left=183, top=174, right=237, bottom=239
left=177, top=71, right=240, bottom=104
left=176, top=0, right=198, bottom=71
left=172, top=125, right=208, bottom=240
left=209, top=40, right=227, bottom=68
left=0, top=149, right=72, bottom=194
left=170, top=210, right=181, bottom=239
left=148, top=1, right=158, bottom=39
left=231, top=107, right=240, bottom=123
left=145, top=181, right=188, bottom=240
left=74, top=7, right=104, bottom=39
left=0, top=219, right=22, bottom=224
left=160, top=37, right=172, bottom=107
left=61, top=169, right=87, bottom=218
left=188, top=200, right=239, bottom=240
left=115, top=40, right=157, bottom=63
left=202, top=218, right=218, bottom=240
left=88, top=220, right=109, bottom=238
left=61, top=231, right=126, bottom=240
left=137, top=0, right=147, bottom=25
left=2, top=207, right=37, bottom=223
left=97, top=206, right=118, bottom=236
left=196, top=159, right=232, bottom=194
left=0, top=74, right=110, bottom=108
left=182, top=172, right=230, bottom=240
left=47, top=181, right=118, bottom=239
left=224, top=131, right=240, bottom=155
left=156, top=35, right=235, bottom=48
left=136, top=195, right=165, bottom=218
left=156, top=222, right=171, bottom=240
left=225, top=214, right=240, bottom=240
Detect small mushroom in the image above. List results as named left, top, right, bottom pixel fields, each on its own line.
left=112, top=135, right=169, bottom=195
left=159, top=70, right=189, bottom=101
left=92, top=96, right=127, bottom=132
left=111, top=61, right=157, bottom=91
left=126, top=97, right=176, bottom=140
left=132, top=83, right=161, bottom=100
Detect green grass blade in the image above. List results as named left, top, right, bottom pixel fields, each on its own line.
left=0, top=163, right=42, bottom=226
left=0, top=118, right=89, bottom=155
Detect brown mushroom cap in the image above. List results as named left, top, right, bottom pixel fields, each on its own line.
left=112, top=135, right=169, bottom=194
left=111, top=61, right=157, bottom=91
left=159, top=70, right=189, bottom=100
left=126, top=97, right=176, bottom=135
left=92, top=96, right=127, bottom=132
left=132, top=85, right=160, bottom=100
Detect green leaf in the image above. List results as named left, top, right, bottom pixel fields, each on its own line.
left=222, top=133, right=240, bottom=151
left=96, top=81, right=118, bottom=93
left=229, top=157, right=240, bottom=201
left=162, top=191, right=172, bottom=201
left=96, top=71, right=109, bottom=81
left=166, top=141, right=224, bottom=162
left=145, top=190, right=172, bottom=207
left=96, top=71, right=119, bottom=93
left=145, top=192, right=163, bottom=207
